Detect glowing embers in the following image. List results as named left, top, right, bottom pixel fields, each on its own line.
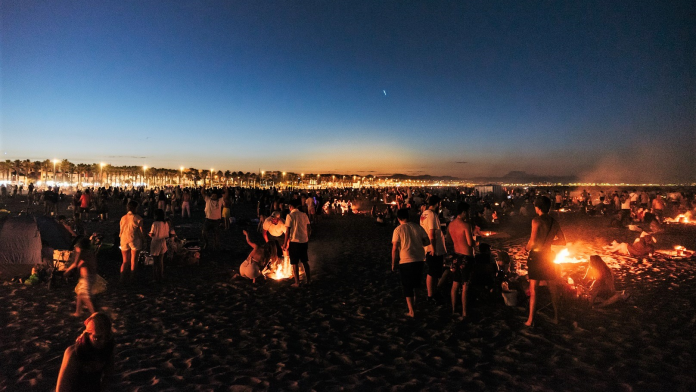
left=654, top=245, right=694, bottom=260
left=664, top=213, right=693, bottom=224
left=553, top=248, right=586, bottom=264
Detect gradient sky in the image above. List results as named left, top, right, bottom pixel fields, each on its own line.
left=2, top=0, right=694, bottom=183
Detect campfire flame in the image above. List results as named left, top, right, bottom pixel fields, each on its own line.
left=553, top=248, right=586, bottom=264
left=263, top=255, right=304, bottom=280
left=665, top=213, right=692, bottom=224
left=263, top=256, right=294, bottom=280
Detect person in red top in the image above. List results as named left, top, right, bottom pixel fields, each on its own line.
left=79, top=189, right=92, bottom=221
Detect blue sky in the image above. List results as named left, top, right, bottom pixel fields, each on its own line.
left=1, top=0, right=694, bottom=182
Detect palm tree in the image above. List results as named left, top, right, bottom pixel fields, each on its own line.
left=21, top=159, right=33, bottom=183
left=188, top=168, right=200, bottom=186
left=0, top=160, right=10, bottom=181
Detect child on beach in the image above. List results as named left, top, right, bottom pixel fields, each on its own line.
left=64, top=237, right=98, bottom=317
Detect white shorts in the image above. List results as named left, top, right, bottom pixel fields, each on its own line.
left=120, top=240, right=142, bottom=251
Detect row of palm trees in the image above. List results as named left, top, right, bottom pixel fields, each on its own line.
left=0, top=160, right=376, bottom=188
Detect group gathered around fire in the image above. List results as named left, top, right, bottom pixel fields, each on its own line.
left=1, top=181, right=695, bottom=390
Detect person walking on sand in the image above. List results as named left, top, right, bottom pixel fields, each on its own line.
left=446, top=202, right=475, bottom=317
left=420, top=195, right=447, bottom=304
left=392, top=208, right=430, bottom=317
left=64, top=237, right=98, bottom=317
left=283, top=198, right=311, bottom=287
left=119, top=200, right=144, bottom=284
left=525, top=196, right=566, bottom=327
left=56, top=312, right=115, bottom=392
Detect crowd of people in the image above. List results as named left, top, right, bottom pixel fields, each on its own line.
left=2, top=181, right=694, bottom=390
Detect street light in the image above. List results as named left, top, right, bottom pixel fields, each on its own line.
left=53, top=159, right=58, bottom=184
left=143, top=166, right=147, bottom=187
left=100, top=163, right=105, bottom=186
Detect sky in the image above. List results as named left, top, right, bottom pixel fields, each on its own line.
left=1, top=0, right=694, bottom=183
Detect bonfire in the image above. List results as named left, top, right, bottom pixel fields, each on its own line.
left=263, top=254, right=304, bottom=280
left=664, top=212, right=694, bottom=224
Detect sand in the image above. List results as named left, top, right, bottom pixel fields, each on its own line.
left=1, top=194, right=695, bottom=391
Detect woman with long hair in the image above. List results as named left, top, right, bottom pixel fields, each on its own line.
left=525, top=196, right=566, bottom=327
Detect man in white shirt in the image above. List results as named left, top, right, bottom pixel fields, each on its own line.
left=392, top=208, right=429, bottom=317
left=420, top=195, right=447, bottom=304
left=203, top=192, right=223, bottom=249
left=283, top=199, right=312, bottom=287
left=263, top=211, right=286, bottom=259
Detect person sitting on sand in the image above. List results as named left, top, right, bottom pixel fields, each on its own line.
left=604, top=232, right=656, bottom=258
left=64, top=237, right=98, bottom=317
left=238, top=230, right=274, bottom=283
left=582, top=255, right=630, bottom=307
left=56, top=312, right=115, bottom=392
left=392, top=208, right=430, bottom=317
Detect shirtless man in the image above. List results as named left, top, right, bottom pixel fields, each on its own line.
left=65, top=238, right=98, bottom=317
left=447, top=202, right=475, bottom=317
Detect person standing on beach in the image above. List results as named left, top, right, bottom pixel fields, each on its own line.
left=56, top=312, right=115, bottom=392
left=525, top=196, right=566, bottom=327
left=149, top=209, right=169, bottom=281
left=181, top=190, right=191, bottom=218
left=447, top=202, right=475, bottom=317
left=222, top=188, right=232, bottom=230
left=203, top=191, right=223, bottom=249
left=79, top=188, right=92, bottom=221
left=119, top=200, right=144, bottom=284
left=420, top=195, right=447, bottom=304
left=64, top=237, right=98, bottom=317
left=392, top=208, right=430, bottom=317
left=283, top=198, right=311, bottom=287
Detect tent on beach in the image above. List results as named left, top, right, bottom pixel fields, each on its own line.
left=0, top=215, right=72, bottom=278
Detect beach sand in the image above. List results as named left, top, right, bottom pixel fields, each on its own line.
left=1, top=195, right=695, bottom=391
